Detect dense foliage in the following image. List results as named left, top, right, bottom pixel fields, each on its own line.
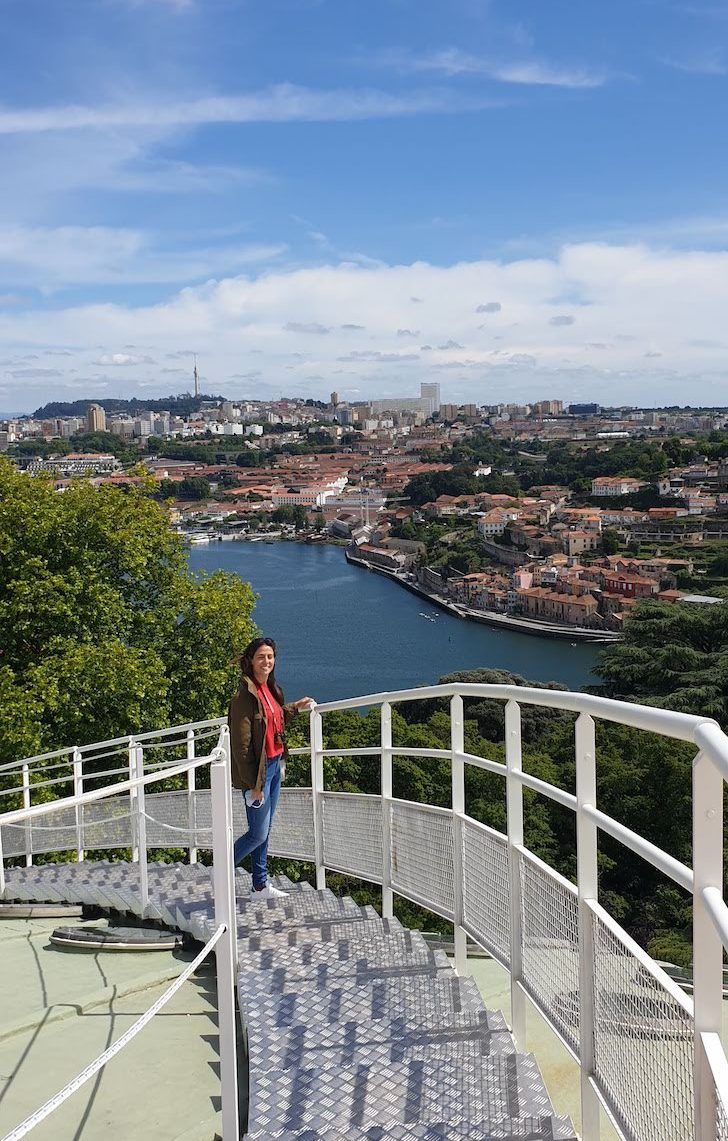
left=0, top=458, right=257, bottom=764
left=32, top=394, right=225, bottom=418
left=597, top=599, right=728, bottom=722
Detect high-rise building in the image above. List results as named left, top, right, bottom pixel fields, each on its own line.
left=86, top=404, right=106, bottom=433
left=330, top=391, right=340, bottom=408
left=420, top=382, right=441, bottom=412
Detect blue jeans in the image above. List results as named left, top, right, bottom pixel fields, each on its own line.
left=233, top=755, right=282, bottom=889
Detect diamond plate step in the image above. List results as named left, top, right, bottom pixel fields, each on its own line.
left=240, top=927, right=433, bottom=975
left=247, top=1054, right=556, bottom=1135
left=241, top=950, right=455, bottom=996
left=247, top=1014, right=517, bottom=1071
left=245, top=1118, right=578, bottom=1140
left=240, top=915, right=403, bottom=952
left=237, top=898, right=372, bottom=937
left=240, top=973, right=487, bottom=1031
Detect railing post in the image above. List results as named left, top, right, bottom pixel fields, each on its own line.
left=187, top=729, right=197, bottom=865
left=575, top=712, right=600, bottom=1141
left=211, top=727, right=240, bottom=1141
left=133, top=744, right=149, bottom=918
left=73, top=748, right=84, bottom=863
left=310, top=708, right=326, bottom=891
left=0, top=824, right=5, bottom=898
left=129, top=739, right=139, bottom=864
left=505, top=699, right=526, bottom=1047
left=692, top=750, right=723, bottom=1141
left=450, top=694, right=467, bottom=975
left=22, top=763, right=32, bottom=867
left=381, top=701, right=394, bottom=920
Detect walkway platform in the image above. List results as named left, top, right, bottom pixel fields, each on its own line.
left=1, top=861, right=577, bottom=1140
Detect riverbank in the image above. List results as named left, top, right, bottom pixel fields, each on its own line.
left=344, top=550, right=621, bottom=644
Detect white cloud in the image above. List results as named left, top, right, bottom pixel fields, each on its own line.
left=376, top=47, right=605, bottom=88
left=3, top=242, right=728, bottom=408
left=661, top=49, right=727, bottom=75
left=0, top=84, right=498, bottom=136
left=94, top=352, right=155, bottom=366
left=0, top=225, right=286, bottom=287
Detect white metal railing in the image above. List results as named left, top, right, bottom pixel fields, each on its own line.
left=303, top=682, right=728, bottom=1141
left=0, top=725, right=239, bottom=1141
left=1, top=683, right=728, bottom=1140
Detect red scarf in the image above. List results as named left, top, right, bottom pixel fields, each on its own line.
left=256, top=681, right=283, bottom=758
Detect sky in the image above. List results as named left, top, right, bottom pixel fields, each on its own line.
left=1, top=0, right=728, bottom=415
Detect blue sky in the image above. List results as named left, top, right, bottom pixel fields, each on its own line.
left=1, top=0, right=728, bottom=413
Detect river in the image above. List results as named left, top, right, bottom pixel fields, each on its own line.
left=187, top=542, right=601, bottom=703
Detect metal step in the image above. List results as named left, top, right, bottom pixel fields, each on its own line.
left=240, top=973, right=488, bottom=1031
left=247, top=1013, right=518, bottom=1071
left=246, top=1054, right=557, bottom=1135
left=240, top=915, right=403, bottom=952
left=244, top=1118, right=578, bottom=1140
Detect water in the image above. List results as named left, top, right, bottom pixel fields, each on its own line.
left=188, top=542, right=601, bottom=703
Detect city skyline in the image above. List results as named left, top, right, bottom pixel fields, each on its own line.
left=1, top=0, right=728, bottom=411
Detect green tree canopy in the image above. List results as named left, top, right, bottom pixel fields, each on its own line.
left=0, top=459, right=257, bottom=764
left=596, top=599, right=728, bottom=720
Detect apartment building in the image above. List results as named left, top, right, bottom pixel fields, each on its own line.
left=591, top=476, right=648, bottom=496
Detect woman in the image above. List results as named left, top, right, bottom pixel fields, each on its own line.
left=228, top=636, right=314, bottom=898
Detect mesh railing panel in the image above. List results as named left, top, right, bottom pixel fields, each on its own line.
left=461, top=817, right=510, bottom=966
left=0, top=821, right=36, bottom=859
left=592, top=910, right=694, bottom=1141
left=321, top=792, right=383, bottom=882
left=390, top=801, right=454, bottom=919
left=719, top=1095, right=728, bottom=1141
left=143, top=790, right=192, bottom=847
left=520, top=851, right=580, bottom=1056
left=81, top=798, right=133, bottom=850
left=1, top=799, right=133, bottom=857
left=269, top=787, right=315, bottom=861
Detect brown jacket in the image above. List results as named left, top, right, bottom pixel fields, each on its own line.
left=228, top=675, right=298, bottom=791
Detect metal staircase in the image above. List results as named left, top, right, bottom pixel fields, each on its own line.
left=3, top=679, right=728, bottom=1140
left=1, top=859, right=576, bottom=1140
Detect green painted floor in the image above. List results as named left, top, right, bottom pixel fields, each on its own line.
left=0, top=916, right=222, bottom=1141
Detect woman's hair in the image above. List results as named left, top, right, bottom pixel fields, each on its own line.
left=238, top=636, right=284, bottom=705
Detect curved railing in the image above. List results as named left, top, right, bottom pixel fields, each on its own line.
left=2, top=683, right=728, bottom=1141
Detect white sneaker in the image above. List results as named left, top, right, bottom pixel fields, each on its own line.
left=250, top=883, right=287, bottom=900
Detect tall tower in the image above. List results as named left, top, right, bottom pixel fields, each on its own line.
left=420, top=382, right=441, bottom=413
left=86, top=403, right=106, bottom=433
left=193, top=355, right=200, bottom=399
left=330, top=390, right=340, bottom=408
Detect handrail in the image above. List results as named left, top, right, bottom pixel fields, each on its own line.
left=314, top=681, right=720, bottom=742
left=0, top=753, right=217, bottom=828
left=0, top=717, right=227, bottom=776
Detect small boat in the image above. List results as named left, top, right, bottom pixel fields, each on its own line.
left=419, top=612, right=437, bottom=622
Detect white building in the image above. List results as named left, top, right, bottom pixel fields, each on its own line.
left=591, top=476, right=648, bottom=497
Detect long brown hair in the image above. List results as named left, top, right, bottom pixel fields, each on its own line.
left=238, top=637, right=284, bottom=705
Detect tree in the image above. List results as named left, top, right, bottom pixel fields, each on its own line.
left=177, top=476, right=211, bottom=500
left=596, top=599, right=728, bottom=721
left=0, top=459, right=257, bottom=766
left=601, top=529, right=620, bottom=555
left=272, top=505, right=307, bottom=529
